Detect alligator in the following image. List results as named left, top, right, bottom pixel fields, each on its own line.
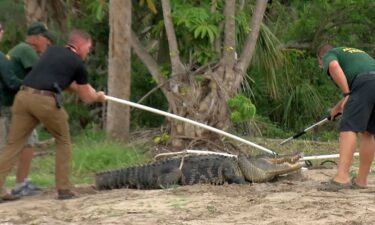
left=95, top=153, right=302, bottom=190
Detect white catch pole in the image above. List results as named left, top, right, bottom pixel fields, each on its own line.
left=105, top=95, right=358, bottom=162
left=302, top=152, right=359, bottom=161
left=153, top=150, right=237, bottom=160
left=105, top=95, right=277, bottom=155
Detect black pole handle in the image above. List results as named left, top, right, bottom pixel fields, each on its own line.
left=327, top=112, right=342, bottom=121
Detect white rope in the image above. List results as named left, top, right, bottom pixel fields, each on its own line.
left=105, top=95, right=357, bottom=162
left=154, top=149, right=355, bottom=162
left=105, top=95, right=277, bottom=155
left=302, top=152, right=359, bottom=161
left=154, top=150, right=237, bottom=160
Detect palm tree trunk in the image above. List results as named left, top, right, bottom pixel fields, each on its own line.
left=24, top=0, right=47, bottom=24
left=235, top=0, right=268, bottom=87
left=106, top=0, right=132, bottom=141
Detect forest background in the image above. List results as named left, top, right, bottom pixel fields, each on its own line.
left=0, top=0, right=375, bottom=183
left=0, top=0, right=374, bottom=149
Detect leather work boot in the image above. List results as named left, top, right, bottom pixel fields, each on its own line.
left=57, top=189, right=77, bottom=200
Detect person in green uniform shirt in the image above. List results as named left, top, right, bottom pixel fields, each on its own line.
left=0, top=29, right=106, bottom=202
left=317, top=44, right=375, bottom=191
left=1, top=21, right=53, bottom=196
left=0, top=21, right=23, bottom=202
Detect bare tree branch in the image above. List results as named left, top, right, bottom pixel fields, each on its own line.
left=131, top=30, right=167, bottom=85
left=24, top=0, right=47, bottom=24
left=161, top=0, right=185, bottom=76
left=210, top=0, right=222, bottom=56
left=24, top=0, right=67, bottom=32
left=239, top=0, right=246, bottom=10
left=222, top=0, right=236, bottom=82
left=281, top=42, right=312, bottom=49
left=236, top=0, right=268, bottom=76
left=214, top=22, right=224, bottom=57
left=48, top=0, right=67, bottom=32
left=131, top=30, right=177, bottom=113
left=136, top=81, right=168, bottom=104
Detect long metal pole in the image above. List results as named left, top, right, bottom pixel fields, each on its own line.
left=302, top=152, right=359, bottom=161
left=105, top=95, right=356, bottom=161
left=280, top=113, right=341, bottom=145
left=105, top=95, right=278, bottom=155
left=154, top=149, right=358, bottom=162
left=280, top=118, right=329, bottom=145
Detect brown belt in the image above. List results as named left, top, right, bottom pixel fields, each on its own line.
left=20, top=85, right=56, bottom=97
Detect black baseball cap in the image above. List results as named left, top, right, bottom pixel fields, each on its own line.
left=27, top=22, right=55, bottom=43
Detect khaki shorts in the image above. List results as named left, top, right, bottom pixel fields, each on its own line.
left=0, top=107, right=38, bottom=150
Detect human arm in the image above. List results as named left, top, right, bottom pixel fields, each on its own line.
left=65, top=81, right=78, bottom=93
left=328, top=60, right=350, bottom=118
left=73, top=82, right=106, bottom=104
left=20, top=45, right=39, bottom=72
left=0, top=60, right=22, bottom=90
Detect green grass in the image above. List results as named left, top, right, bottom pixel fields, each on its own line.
left=5, top=129, right=150, bottom=188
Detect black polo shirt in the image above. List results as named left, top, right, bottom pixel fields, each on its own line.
left=23, top=46, right=88, bottom=92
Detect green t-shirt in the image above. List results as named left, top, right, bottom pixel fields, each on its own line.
left=0, top=52, right=22, bottom=106
left=323, top=47, right=375, bottom=88
left=7, top=42, right=39, bottom=79
left=4, top=42, right=39, bottom=105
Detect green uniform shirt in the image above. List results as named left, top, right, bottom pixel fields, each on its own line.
left=4, top=42, right=39, bottom=105
left=8, top=42, right=39, bottom=79
left=323, top=47, right=375, bottom=88
left=0, top=52, right=22, bottom=106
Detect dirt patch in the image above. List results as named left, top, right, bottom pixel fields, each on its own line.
left=1, top=168, right=375, bottom=225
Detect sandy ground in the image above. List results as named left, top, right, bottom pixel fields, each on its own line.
left=1, top=168, right=375, bottom=225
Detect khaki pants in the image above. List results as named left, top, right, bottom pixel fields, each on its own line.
left=0, top=90, right=72, bottom=190
left=0, top=107, right=38, bottom=150
left=0, top=117, right=6, bottom=150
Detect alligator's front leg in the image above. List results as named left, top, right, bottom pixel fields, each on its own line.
left=238, top=154, right=303, bottom=183
left=222, top=166, right=247, bottom=184
left=157, top=168, right=183, bottom=188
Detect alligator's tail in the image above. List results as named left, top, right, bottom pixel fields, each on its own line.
left=95, top=159, right=183, bottom=190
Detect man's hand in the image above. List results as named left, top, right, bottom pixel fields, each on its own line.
left=329, top=107, right=342, bottom=121
left=329, top=96, right=349, bottom=120
left=96, top=91, right=106, bottom=103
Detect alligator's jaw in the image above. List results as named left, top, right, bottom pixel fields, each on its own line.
left=238, top=154, right=303, bottom=182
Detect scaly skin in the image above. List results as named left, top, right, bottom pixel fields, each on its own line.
left=95, top=153, right=302, bottom=190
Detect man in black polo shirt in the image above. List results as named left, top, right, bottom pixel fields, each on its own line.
left=4, top=21, right=53, bottom=197
left=0, top=29, right=106, bottom=201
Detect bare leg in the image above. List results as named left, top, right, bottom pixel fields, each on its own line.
left=334, top=131, right=357, bottom=184
left=355, top=132, right=375, bottom=187
left=15, top=147, right=34, bottom=183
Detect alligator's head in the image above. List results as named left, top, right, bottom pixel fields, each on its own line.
left=237, top=153, right=303, bottom=182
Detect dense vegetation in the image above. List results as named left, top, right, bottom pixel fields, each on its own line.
left=1, top=0, right=373, bottom=188
left=0, top=0, right=374, bottom=141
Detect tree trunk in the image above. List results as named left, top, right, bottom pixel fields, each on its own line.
left=235, top=0, right=268, bottom=87
left=24, top=0, right=47, bottom=24
left=132, top=0, right=268, bottom=149
left=106, top=0, right=132, bottom=142
left=24, top=0, right=67, bottom=31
